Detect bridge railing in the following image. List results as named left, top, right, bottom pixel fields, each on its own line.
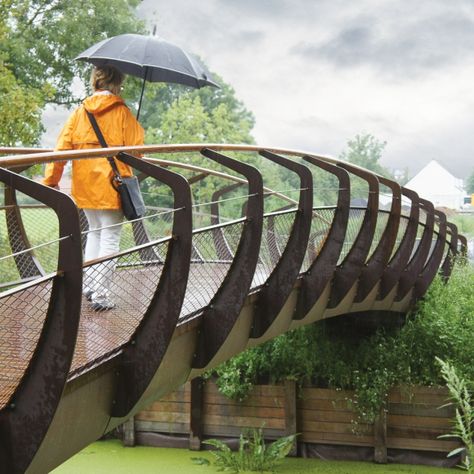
left=0, top=144, right=465, bottom=473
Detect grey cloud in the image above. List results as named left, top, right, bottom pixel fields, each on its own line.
left=215, top=0, right=294, bottom=17
left=290, top=9, right=474, bottom=76
left=213, top=29, right=266, bottom=51
left=233, top=30, right=265, bottom=46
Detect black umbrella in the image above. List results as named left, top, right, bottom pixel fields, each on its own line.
left=75, top=33, right=219, bottom=119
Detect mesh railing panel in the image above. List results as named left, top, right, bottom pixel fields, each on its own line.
left=301, top=208, right=336, bottom=272
left=0, top=209, right=21, bottom=287
left=426, top=221, right=441, bottom=262
left=19, top=205, right=59, bottom=273
left=70, top=240, right=169, bottom=374
left=251, top=211, right=295, bottom=289
left=0, top=278, right=53, bottom=409
left=390, top=215, right=409, bottom=260
left=117, top=207, right=174, bottom=252
left=179, top=222, right=243, bottom=319
left=367, top=211, right=390, bottom=258
left=1, top=205, right=60, bottom=291
left=337, top=208, right=366, bottom=264
left=410, top=223, right=429, bottom=259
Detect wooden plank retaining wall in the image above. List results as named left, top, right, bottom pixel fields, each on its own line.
left=129, top=380, right=459, bottom=462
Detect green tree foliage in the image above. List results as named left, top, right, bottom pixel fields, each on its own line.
left=340, top=133, right=389, bottom=177
left=466, top=169, right=474, bottom=195
left=2, top=0, right=145, bottom=105
left=138, top=80, right=263, bottom=217
left=0, top=6, right=43, bottom=145
left=0, top=0, right=144, bottom=146
left=146, top=94, right=254, bottom=145
left=339, top=133, right=391, bottom=202
left=0, top=63, right=43, bottom=145
left=137, top=74, right=255, bottom=135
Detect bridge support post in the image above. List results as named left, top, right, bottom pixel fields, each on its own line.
left=122, top=417, right=136, bottom=447
left=373, top=404, right=387, bottom=464
left=189, top=377, right=204, bottom=450
left=284, top=379, right=298, bottom=456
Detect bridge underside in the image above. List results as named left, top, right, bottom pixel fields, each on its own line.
left=0, top=144, right=465, bottom=473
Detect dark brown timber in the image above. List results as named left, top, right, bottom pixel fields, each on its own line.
left=250, top=150, right=313, bottom=338
left=192, top=148, right=263, bottom=368
left=111, top=153, right=193, bottom=417
left=0, top=170, right=82, bottom=474
left=294, top=156, right=351, bottom=319
left=327, top=163, right=379, bottom=308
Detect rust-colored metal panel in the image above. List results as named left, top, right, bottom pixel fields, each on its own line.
left=192, top=148, right=263, bottom=368
left=0, top=170, right=82, bottom=474
left=395, top=199, right=435, bottom=301
left=250, top=150, right=313, bottom=338
left=111, top=153, right=193, bottom=417
left=378, top=188, right=420, bottom=300
left=413, top=210, right=447, bottom=300
left=458, top=234, right=468, bottom=261
left=440, top=223, right=458, bottom=281
left=327, top=163, right=379, bottom=308
left=354, top=176, right=401, bottom=303
left=294, top=156, right=350, bottom=319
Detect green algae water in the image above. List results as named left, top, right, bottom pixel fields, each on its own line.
left=52, top=440, right=452, bottom=474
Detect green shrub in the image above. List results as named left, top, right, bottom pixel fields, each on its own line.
left=192, top=428, right=297, bottom=473
left=437, top=358, right=474, bottom=472
left=210, top=264, right=474, bottom=425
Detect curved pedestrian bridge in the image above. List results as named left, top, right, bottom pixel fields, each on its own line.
left=0, top=144, right=465, bottom=473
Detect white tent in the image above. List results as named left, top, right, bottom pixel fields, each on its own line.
left=405, top=160, right=465, bottom=210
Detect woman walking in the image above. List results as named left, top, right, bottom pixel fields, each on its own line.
left=44, top=65, right=144, bottom=311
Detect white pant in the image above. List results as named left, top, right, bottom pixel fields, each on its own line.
left=83, top=209, right=123, bottom=302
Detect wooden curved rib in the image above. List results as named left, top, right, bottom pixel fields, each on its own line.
left=354, top=177, right=401, bottom=304
left=249, top=150, right=313, bottom=339
left=192, top=148, right=263, bottom=369
left=327, top=163, right=379, bottom=308
left=377, top=188, right=420, bottom=300
left=294, top=156, right=350, bottom=320
left=413, top=210, right=447, bottom=300
left=0, top=171, right=82, bottom=473
left=395, top=199, right=435, bottom=302
left=440, top=222, right=458, bottom=280
left=110, top=153, right=193, bottom=418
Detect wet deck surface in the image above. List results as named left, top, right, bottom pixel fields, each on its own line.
left=0, top=262, right=271, bottom=409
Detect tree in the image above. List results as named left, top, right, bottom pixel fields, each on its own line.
left=466, top=169, right=474, bottom=195
left=0, top=63, right=43, bottom=146
left=0, top=4, right=43, bottom=145
left=135, top=71, right=255, bottom=132
left=0, top=0, right=144, bottom=146
left=142, top=90, right=259, bottom=217
left=340, top=133, right=390, bottom=177
left=146, top=95, right=254, bottom=146
left=339, top=133, right=391, bottom=201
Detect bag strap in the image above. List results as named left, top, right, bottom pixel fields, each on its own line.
left=85, top=109, right=122, bottom=181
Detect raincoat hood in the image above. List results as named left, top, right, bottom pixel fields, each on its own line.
left=83, top=93, right=125, bottom=115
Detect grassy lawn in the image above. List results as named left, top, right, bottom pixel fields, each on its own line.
left=52, top=440, right=453, bottom=474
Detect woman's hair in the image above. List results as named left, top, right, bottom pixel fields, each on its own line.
left=90, top=66, right=124, bottom=95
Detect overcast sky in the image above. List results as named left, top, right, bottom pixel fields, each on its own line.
left=43, top=0, right=474, bottom=179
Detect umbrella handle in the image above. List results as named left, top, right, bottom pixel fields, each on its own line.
left=136, top=66, right=148, bottom=121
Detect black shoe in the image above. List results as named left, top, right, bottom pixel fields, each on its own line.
left=83, top=290, right=93, bottom=301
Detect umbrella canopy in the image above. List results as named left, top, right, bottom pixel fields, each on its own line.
left=75, top=33, right=219, bottom=117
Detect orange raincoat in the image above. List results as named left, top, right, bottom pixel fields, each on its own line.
left=43, top=93, right=144, bottom=209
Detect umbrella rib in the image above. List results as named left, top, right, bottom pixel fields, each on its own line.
left=78, top=55, right=216, bottom=85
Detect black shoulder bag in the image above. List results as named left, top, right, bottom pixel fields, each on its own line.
left=86, top=110, right=146, bottom=220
